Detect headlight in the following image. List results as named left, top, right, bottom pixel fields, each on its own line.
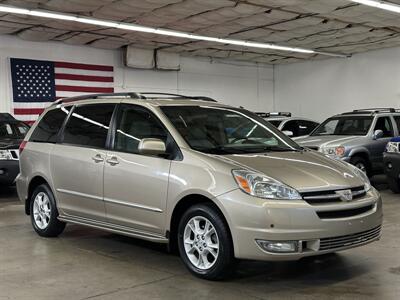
left=0, top=150, right=13, bottom=160
left=321, top=146, right=345, bottom=158
left=346, top=162, right=371, bottom=192
left=386, top=141, right=399, bottom=153
left=232, top=170, right=301, bottom=200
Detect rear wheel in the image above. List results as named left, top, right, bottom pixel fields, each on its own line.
left=350, top=156, right=370, bottom=176
left=387, top=176, right=400, bottom=193
left=177, top=203, right=235, bottom=280
left=30, top=184, right=66, bottom=237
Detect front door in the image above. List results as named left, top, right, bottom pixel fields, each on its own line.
left=51, top=103, right=116, bottom=221
left=369, top=116, right=395, bottom=169
left=103, top=104, right=171, bottom=235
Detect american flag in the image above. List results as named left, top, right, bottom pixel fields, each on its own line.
left=10, top=58, right=114, bottom=123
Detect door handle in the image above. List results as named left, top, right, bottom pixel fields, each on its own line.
left=106, top=156, right=119, bottom=166
left=92, top=154, right=104, bottom=163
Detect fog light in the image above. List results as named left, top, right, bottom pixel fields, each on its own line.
left=387, top=163, right=393, bottom=169
left=256, top=240, right=299, bottom=253
left=0, top=169, right=4, bottom=175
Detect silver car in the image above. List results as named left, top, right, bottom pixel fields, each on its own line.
left=256, top=112, right=319, bottom=138
left=296, top=109, right=400, bottom=175
left=17, top=93, right=382, bottom=280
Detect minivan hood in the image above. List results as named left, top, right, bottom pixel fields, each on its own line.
left=295, top=135, right=361, bottom=149
left=219, top=150, right=364, bottom=193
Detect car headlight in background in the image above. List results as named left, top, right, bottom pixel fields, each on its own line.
left=345, top=162, right=372, bottom=192
left=0, top=150, right=13, bottom=160
left=320, top=146, right=345, bottom=158
left=232, top=170, right=302, bottom=200
left=386, top=141, right=399, bottom=153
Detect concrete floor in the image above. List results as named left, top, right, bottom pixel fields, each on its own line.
left=0, top=176, right=399, bottom=300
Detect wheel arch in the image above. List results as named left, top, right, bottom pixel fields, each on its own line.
left=25, top=175, right=51, bottom=215
left=168, top=194, right=234, bottom=255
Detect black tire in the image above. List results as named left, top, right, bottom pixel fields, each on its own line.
left=388, top=176, right=400, bottom=194
left=177, top=203, right=235, bottom=280
left=30, top=184, right=66, bottom=237
left=350, top=156, right=371, bottom=177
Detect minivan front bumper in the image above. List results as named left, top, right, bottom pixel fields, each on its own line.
left=216, top=188, right=382, bottom=261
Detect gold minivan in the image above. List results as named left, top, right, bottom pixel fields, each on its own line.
left=17, top=93, right=382, bottom=280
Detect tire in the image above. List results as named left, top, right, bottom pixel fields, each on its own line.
left=30, top=184, right=66, bottom=237
left=350, top=156, right=370, bottom=177
left=177, top=203, right=235, bottom=280
left=388, top=176, right=400, bottom=194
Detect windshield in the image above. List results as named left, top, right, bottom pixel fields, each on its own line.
left=0, top=121, right=29, bottom=140
left=161, top=106, right=301, bottom=155
left=268, top=120, right=282, bottom=128
left=311, top=116, right=373, bottom=136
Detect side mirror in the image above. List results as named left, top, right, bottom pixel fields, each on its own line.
left=283, top=130, right=294, bottom=137
left=138, top=138, right=166, bottom=156
left=373, top=129, right=384, bottom=140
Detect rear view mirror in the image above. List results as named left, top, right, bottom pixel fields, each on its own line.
left=283, top=130, right=294, bottom=137
left=373, top=129, right=384, bottom=140
left=138, top=138, right=166, bottom=156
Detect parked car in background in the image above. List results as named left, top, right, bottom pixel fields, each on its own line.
left=0, top=113, right=30, bottom=186
left=296, top=108, right=400, bottom=176
left=384, top=136, right=400, bottom=193
left=17, top=93, right=382, bottom=280
left=256, top=112, right=319, bottom=138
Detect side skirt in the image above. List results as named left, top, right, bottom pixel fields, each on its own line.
left=58, top=214, right=169, bottom=243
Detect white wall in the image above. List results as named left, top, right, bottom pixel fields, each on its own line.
left=274, top=46, right=400, bottom=122
left=0, top=35, right=274, bottom=114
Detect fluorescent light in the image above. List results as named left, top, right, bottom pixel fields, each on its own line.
left=0, top=4, right=347, bottom=57
left=350, top=0, right=400, bottom=13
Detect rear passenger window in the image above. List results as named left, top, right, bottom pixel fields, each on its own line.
left=114, top=104, right=168, bottom=154
left=30, top=107, right=70, bottom=143
left=63, top=104, right=115, bottom=148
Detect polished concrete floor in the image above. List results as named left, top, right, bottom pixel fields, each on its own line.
left=0, top=176, right=399, bottom=300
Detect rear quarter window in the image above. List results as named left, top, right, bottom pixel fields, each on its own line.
left=30, top=107, right=70, bottom=143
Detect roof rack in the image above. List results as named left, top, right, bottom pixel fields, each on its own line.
left=341, top=108, right=399, bottom=115
left=256, top=112, right=292, bottom=118
left=52, top=92, right=217, bottom=106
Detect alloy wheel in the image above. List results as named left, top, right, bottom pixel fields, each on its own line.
left=33, top=192, right=51, bottom=230
left=183, top=216, right=219, bottom=270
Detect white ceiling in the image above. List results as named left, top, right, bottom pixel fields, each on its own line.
left=0, top=0, right=399, bottom=64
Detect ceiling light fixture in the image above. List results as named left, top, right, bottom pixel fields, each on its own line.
left=350, top=0, right=400, bottom=13
left=0, top=4, right=348, bottom=57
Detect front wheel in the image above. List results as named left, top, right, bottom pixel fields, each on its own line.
left=350, top=156, right=370, bottom=176
left=177, top=203, right=235, bottom=280
left=30, top=184, right=66, bottom=237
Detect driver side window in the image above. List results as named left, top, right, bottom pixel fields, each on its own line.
left=374, top=117, right=394, bottom=138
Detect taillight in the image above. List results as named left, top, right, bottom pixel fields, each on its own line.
left=19, top=141, right=27, bottom=154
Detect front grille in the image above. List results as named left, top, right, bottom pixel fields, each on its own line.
left=302, top=186, right=366, bottom=205
left=316, top=204, right=374, bottom=219
left=319, top=225, right=381, bottom=251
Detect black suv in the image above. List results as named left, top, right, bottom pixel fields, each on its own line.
left=0, top=113, right=30, bottom=186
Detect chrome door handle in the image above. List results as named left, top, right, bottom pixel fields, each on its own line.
left=92, top=154, right=104, bottom=163
left=106, top=156, right=119, bottom=166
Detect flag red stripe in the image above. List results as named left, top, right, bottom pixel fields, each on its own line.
left=55, top=73, right=114, bottom=82
left=14, top=108, right=45, bottom=115
left=55, top=62, right=113, bottom=72
left=55, top=85, right=114, bottom=93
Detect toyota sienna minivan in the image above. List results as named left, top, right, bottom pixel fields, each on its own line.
left=17, top=93, right=382, bottom=280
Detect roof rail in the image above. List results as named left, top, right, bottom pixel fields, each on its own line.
left=52, top=92, right=217, bottom=106
left=255, top=112, right=292, bottom=118
left=139, top=93, right=217, bottom=102
left=352, top=108, right=397, bottom=113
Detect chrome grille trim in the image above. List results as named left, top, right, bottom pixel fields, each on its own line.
left=319, top=225, right=381, bottom=251
left=302, top=186, right=367, bottom=204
